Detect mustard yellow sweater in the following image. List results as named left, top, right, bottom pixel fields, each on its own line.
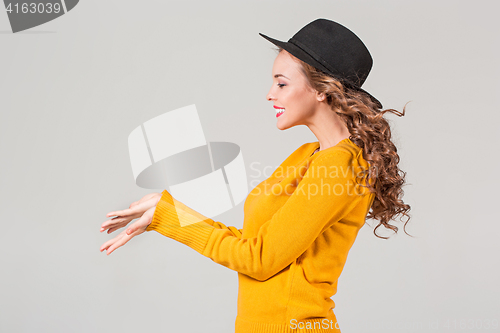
left=146, top=138, right=376, bottom=332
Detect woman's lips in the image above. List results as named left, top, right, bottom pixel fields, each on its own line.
left=274, top=106, right=285, bottom=118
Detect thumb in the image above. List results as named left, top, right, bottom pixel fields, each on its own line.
left=126, top=217, right=150, bottom=235
left=127, top=224, right=141, bottom=235
left=126, top=223, right=139, bottom=235
left=128, top=206, right=155, bottom=235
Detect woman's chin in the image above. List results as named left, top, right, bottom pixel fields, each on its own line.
left=277, top=114, right=298, bottom=130
left=276, top=121, right=293, bottom=131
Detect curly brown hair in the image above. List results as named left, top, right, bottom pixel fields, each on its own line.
left=276, top=48, right=412, bottom=239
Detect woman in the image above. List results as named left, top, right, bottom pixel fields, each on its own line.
left=100, top=19, right=411, bottom=332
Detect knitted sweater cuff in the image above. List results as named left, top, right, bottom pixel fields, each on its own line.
left=145, top=190, right=214, bottom=255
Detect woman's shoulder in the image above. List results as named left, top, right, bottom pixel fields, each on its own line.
left=279, top=139, right=363, bottom=168
left=282, top=141, right=318, bottom=163
left=266, top=142, right=317, bottom=176
left=308, top=140, right=371, bottom=190
left=313, top=138, right=362, bottom=159
left=309, top=138, right=367, bottom=169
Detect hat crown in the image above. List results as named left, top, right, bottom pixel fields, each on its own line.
left=258, top=18, right=383, bottom=108
left=289, top=19, right=373, bottom=88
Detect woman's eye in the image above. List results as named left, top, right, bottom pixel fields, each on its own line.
left=277, top=83, right=286, bottom=88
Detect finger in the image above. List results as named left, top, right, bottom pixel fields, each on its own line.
left=100, top=235, right=121, bottom=252
left=126, top=224, right=142, bottom=235
left=101, top=217, right=126, bottom=227
left=106, top=208, right=133, bottom=218
left=101, top=225, right=124, bottom=233
left=126, top=223, right=136, bottom=235
left=106, top=233, right=133, bottom=255
left=107, top=226, right=123, bottom=234
left=106, top=199, right=152, bottom=218
left=126, top=212, right=153, bottom=235
left=100, top=217, right=129, bottom=232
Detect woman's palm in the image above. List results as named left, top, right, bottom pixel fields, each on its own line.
left=99, top=192, right=162, bottom=255
left=100, top=206, right=156, bottom=255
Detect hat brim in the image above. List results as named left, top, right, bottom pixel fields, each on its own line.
left=259, top=32, right=383, bottom=109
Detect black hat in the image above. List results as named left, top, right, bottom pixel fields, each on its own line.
left=259, top=18, right=383, bottom=109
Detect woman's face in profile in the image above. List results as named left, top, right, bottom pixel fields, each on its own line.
left=266, top=50, right=322, bottom=130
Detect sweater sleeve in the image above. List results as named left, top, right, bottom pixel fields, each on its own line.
left=204, top=219, right=243, bottom=238
left=146, top=148, right=368, bottom=281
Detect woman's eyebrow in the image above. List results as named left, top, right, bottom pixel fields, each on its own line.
left=274, top=74, right=290, bottom=80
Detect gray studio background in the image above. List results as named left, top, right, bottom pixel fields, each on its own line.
left=1, top=1, right=499, bottom=332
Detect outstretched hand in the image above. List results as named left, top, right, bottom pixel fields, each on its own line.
left=99, top=192, right=162, bottom=255
left=99, top=206, right=156, bottom=255
left=100, top=192, right=161, bottom=234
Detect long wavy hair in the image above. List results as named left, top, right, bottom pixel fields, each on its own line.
left=277, top=48, right=412, bottom=239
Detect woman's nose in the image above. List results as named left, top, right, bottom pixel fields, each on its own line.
left=266, top=87, right=274, bottom=101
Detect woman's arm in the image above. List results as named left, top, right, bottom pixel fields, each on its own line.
left=146, top=148, right=367, bottom=281
left=158, top=195, right=243, bottom=238
left=206, top=220, right=243, bottom=238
